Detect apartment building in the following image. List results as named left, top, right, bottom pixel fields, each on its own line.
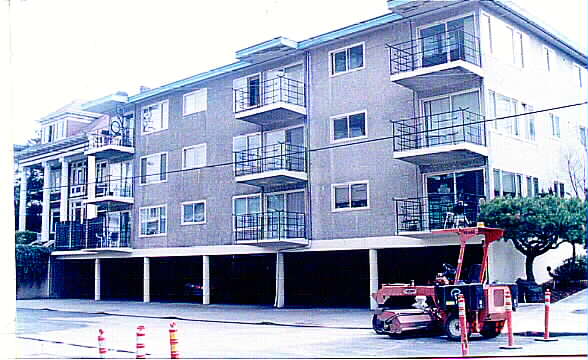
left=15, top=0, right=587, bottom=308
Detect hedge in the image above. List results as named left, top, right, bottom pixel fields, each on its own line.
left=16, top=244, right=51, bottom=289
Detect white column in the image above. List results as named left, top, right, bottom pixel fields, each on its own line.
left=274, top=253, right=285, bottom=308
left=46, top=256, right=52, bottom=298
left=94, top=258, right=101, bottom=301
left=143, top=257, right=150, bottom=303
left=18, top=167, right=27, bottom=231
left=86, top=155, right=97, bottom=219
left=202, top=255, right=210, bottom=305
left=369, top=249, right=379, bottom=310
left=59, top=158, right=69, bottom=218
left=41, top=162, right=51, bottom=242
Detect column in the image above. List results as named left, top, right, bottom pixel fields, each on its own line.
left=274, top=253, right=285, bottom=308
left=46, top=256, right=52, bottom=298
left=18, top=167, right=27, bottom=231
left=59, top=158, right=69, bottom=218
left=202, top=255, right=210, bottom=305
left=86, top=155, right=97, bottom=219
left=41, top=162, right=51, bottom=242
left=143, top=257, right=150, bottom=303
left=369, top=249, right=379, bottom=310
left=94, top=258, right=101, bottom=301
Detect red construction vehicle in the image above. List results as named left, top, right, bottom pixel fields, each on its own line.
left=372, top=226, right=518, bottom=340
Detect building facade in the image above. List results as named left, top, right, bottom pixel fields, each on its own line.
left=15, top=0, right=587, bottom=308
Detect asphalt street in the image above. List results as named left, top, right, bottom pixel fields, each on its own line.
left=16, top=308, right=588, bottom=359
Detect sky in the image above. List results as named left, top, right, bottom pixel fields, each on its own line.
left=7, top=0, right=588, bottom=145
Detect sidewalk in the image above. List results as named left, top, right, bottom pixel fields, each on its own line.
left=17, top=288, right=588, bottom=335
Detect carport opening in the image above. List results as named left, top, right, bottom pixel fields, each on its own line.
left=150, top=257, right=203, bottom=302
left=285, top=250, right=370, bottom=308
left=53, top=260, right=94, bottom=299
left=101, top=258, right=143, bottom=301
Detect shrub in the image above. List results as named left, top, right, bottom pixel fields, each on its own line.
left=15, top=244, right=51, bottom=289
left=553, top=255, right=587, bottom=284
left=15, top=231, right=39, bottom=245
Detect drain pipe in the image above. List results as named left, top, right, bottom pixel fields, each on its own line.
left=303, top=50, right=313, bottom=250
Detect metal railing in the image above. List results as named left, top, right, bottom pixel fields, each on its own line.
left=388, top=29, right=481, bottom=75
left=395, top=193, right=485, bottom=233
left=392, top=109, right=486, bottom=152
left=234, top=77, right=306, bottom=113
left=55, top=218, right=131, bottom=250
left=88, top=130, right=134, bottom=150
left=95, top=176, right=133, bottom=198
left=234, top=211, right=306, bottom=243
left=234, top=143, right=306, bottom=177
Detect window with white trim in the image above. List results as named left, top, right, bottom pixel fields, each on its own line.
left=332, top=182, right=369, bottom=210
left=544, top=47, right=552, bottom=72
left=42, top=120, right=66, bottom=144
left=182, top=201, right=206, bottom=225
left=579, top=126, right=587, bottom=147
left=49, top=168, right=61, bottom=193
left=330, top=43, right=364, bottom=75
left=183, top=89, right=207, bottom=115
left=549, top=113, right=560, bottom=138
left=140, top=153, right=167, bottom=184
left=139, top=205, right=167, bottom=236
left=522, top=103, right=535, bottom=141
left=233, top=194, right=261, bottom=229
left=575, top=64, right=583, bottom=88
left=481, top=13, right=492, bottom=55
left=182, top=144, right=207, bottom=169
left=141, top=100, right=168, bottom=134
left=332, top=111, right=366, bottom=141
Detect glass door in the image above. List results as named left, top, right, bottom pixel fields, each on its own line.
left=265, top=191, right=304, bottom=239
left=96, top=161, right=108, bottom=196
left=451, top=91, right=481, bottom=144
left=265, top=131, right=286, bottom=171
left=424, top=97, right=451, bottom=146
left=233, top=134, right=261, bottom=174
left=420, top=23, right=447, bottom=67
left=284, top=64, right=304, bottom=105
left=420, top=16, right=475, bottom=68
left=265, top=194, right=285, bottom=239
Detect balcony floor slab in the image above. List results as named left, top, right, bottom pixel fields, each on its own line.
left=390, top=60, right=484, bottom=92
left=393, top=142, right=488, bottom=166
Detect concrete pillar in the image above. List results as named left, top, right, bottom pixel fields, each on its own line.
left=59, top=158, right=69, bottom=219
left=369, top=249, right=379, bottom=310
left=143, top=257, right=150, bottom=303
left=46, top=256, right=52, bottom=298
left=94, top=258, right=101, bottom=301
left=202, top=255, right=210, bottom=305
left=86, top=155, right=97, bottom=219
left=274, top=253, right=285, bottom=308
left=41, top=162, right=51, bottom=242
left=18, top=167, right=28, bottom=231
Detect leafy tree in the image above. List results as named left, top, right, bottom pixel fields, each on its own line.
left=479, top=196, right=586, bottom=283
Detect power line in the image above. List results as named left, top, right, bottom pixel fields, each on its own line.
left=18, top=100, right=587, bottom=196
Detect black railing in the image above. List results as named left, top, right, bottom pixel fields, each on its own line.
left=392, top=109, right=486, bottom=152
left=395, top=193, right=485, bottom=233
left=234, top=211, right=306, bottom=243
left=55, top=217, right=131, bottom=251
left=234, top=143, right=306, bottom=177
left=388, top=29, right=481, bottom=75
left=234, top=77, right=305, bottom=113
left=88, top=130, right=134, bottom=150
left=95, top=176, right=133, bottom=198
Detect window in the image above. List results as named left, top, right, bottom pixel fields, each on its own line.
left=523, top=104, right=535, bottom=141
left=487, top=90, right=497, bottom=125
left=233, top=194, right=261, bottom=229
left=330, top=43, right=364, bottom=75
left=140, top=153, right=167, bottom=185
left=49, top=168, right=61, bottom=193
left=139, top=205, right=167, bottom=236
left=544, top=47, right=551, bottom=72
left=183, top=89, right=207, bottom=115
left=42, top=120, right=66, bottom=144
left=332, top=182, right=369, bottom=210
left=493, top=169, right=501, bottom=197
left=526, top=176, right=533, bottom=197
left=575, top=64, right=583, bottom=88
left=141, top=100, right=168, bottom=134
left=550, top=113, right=560, bottom=138
left=69, top=161, right=87, bottom=197
left=494, top=92, right=517, bottom=135
left=332, top=111, right=366, bottom=142
left=502, top=171, right=517, bottom=197
left=533, top=178, right=539, bottom=196
left=182, top=144, right=207, bottom=169
left=181, top=201, right=206, bottom=225
left=580, top=126, right=587, bottom=147
left=481, top=13, right=492, bottom=55
left=553, top=181, right=565, bottom=197
left=517, top=32, right=524, bottom=68
left=50, top=209, right=60, bottom=235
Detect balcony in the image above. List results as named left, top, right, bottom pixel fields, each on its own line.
left=233, top=77, right=306, bottom=127
left=54, top=218, right=131, bottom=252
left=392, top=109, right=487, bottom=167
left=395, top=193, right=485, bottom=234
left=234, top=211, right=307, bottom=247
left=234, top=143, right=307, bottom=187
left=387, top=29, right=482, bottom=92
left=85, top=177, right=133, bottom=206
left=85, top=131, right=134, bottom=159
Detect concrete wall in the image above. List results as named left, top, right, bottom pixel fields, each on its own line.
left=17, top=280, right=48, bottom=299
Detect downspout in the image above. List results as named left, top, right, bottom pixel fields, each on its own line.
left=410, top=19, right=420, bottom=199
left=304, top=50, right=313, bottom=250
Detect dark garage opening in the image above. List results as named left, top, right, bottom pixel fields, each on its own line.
left=211, top=254, right=275, bottom=305
left=101, top=258, right=143, bottom=300
left=285, top=250, right=369, bottom=307
left=378, top=245, right=484, bottom=285
left=54, top=260, right=94, bottom=299
left=151, top=257, right=203, bottom=302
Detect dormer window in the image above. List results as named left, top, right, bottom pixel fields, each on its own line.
left=42, top=120, right=66, bottom=143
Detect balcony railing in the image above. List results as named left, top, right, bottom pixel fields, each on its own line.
left=55, top=218, right=131, bottom=251
left=234, top=77, right=305, bottom=113
left=392, top=109, right=486, bottom=152
left=234, top=211, right=306, bottom=243
left=388, top=29, right=481, bottom=75
left=95, top=176, right=133, bottom=198
left=395, top=193, right=485, bottom=233
left=234, top=143, right=306, bottom=177
left=88, top=131, right=134, bottom=150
